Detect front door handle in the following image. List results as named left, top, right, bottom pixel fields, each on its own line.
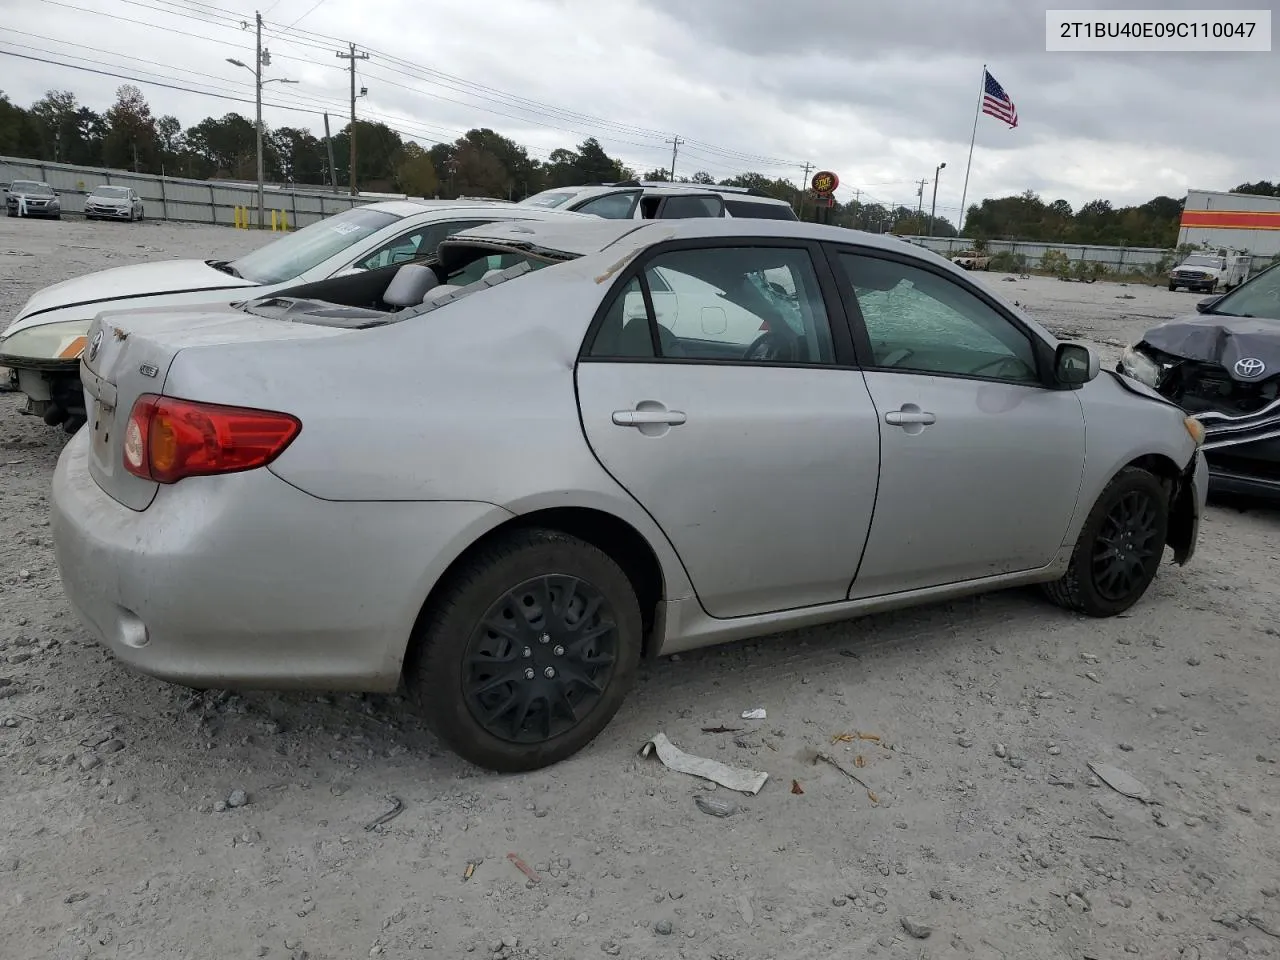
left=884, top=410, right=936, bottom=426
left=612, top=409, right=687, bottom=427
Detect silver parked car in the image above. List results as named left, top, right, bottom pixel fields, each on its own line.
left=84, top=185, right=146, bottom=221
left=52, top=217, right=1208, bottom=772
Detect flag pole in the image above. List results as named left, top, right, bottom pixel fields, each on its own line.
left=957, top=63, right=985, bottom=236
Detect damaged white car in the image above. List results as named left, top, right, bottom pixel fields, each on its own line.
left=0, top=200, right=592, bottom=431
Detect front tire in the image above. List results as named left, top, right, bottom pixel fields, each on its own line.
left=1042, top=466, right=1169, bottom=617
left=1168, top=282, right=1177, bottom=291
left=407, top=528, right=643, bottom=772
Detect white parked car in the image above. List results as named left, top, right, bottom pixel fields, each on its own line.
left=0, top=200, right=594, bottom=431
left=84, top=185, right=146, bottom=221
left=1168, top=253, right=1251, bottom=293
left=519, top=181, right=798, bottom=221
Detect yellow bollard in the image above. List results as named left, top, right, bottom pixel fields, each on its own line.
left=233, top=206, right=243, bottom=229
left=270, top=209, right=278, bottom=232
left=280, top=210, right=289, bottom=232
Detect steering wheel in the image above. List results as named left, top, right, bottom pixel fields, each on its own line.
left=743, top=330, right=797, bottom=362
left=968, top=355, right=1031, bottom=378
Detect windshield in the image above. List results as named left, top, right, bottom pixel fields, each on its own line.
left=1208, top=264, right=1280, bottom=321
left=95, top=186, right=130, bottom=199
left=228, top=206, right=401, bottom=284
left=517, top=190, right=579, bottom=209
left=11, top=181, right=53, bottom=196
left=1184, top=255, right=1224, bottom=268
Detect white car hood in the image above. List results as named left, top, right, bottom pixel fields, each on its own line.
left=5, top=259, right=258, bottom=336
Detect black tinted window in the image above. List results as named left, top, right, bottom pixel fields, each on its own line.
left=725, top=198, right=797, bottom=220
left=660, top=196, right=723, bottom=219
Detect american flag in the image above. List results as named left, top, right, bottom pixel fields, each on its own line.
left=982, top=69, right=1018, bottom=128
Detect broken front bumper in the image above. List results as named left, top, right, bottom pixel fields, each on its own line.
left=1196, top=399, right=1280, bottom=499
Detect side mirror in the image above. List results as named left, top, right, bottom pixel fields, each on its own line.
left=1195, top=295, right=1222, bottom=313
left=1054, top=342, right=1098, bottom=386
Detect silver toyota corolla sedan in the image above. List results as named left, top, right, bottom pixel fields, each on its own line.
left=52, top=217, right=1209, bottom=772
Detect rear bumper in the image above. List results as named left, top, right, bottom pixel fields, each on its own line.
left=52, top=429, right=509, bottom=691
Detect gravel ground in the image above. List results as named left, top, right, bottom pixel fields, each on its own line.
left=2, top=217, right=1280, bottom=960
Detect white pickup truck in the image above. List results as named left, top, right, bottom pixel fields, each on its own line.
left=1168, top=253, right=1250, bottom=293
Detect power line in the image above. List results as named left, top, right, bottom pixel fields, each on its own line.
left=0, top=47, right=324, bottom=116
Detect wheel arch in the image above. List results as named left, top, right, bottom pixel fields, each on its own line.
left=404, top=506, right=668, bottom=681
left=1121, top=452, right=1197, bottom=563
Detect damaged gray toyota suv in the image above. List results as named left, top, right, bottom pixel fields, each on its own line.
left=1118, top=262, right=1280, bottom=499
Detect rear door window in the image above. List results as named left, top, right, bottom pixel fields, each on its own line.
left=572, top=191, right=641, bottom=219
left=657, top=195, right=725, bottom=219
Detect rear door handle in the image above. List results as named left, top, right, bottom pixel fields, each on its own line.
left=884, top=410, right=936, bottom=426
left=612, top=409, right=687, bottom=427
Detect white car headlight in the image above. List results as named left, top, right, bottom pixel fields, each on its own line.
left=1118, top=345, right=1162, bottom=388
left=0, top=319, right=93, bottom=361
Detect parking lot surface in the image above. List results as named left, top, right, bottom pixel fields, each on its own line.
left=2, top=217, right=1279, bottom=960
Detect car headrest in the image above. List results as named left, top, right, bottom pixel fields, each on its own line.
left=383, top=263, right=440, bottom=307
left=421, top=283, right=463, bottom=303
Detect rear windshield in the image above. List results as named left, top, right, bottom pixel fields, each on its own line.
left=724, top=198, right=797, bottom=220
left=95, top=186, right=131, bottom=199
left=229, top=206, right=401, bottom=284
left=517, top=190, right=579, bottom=209
left=10, top=181, right=53, bottom=196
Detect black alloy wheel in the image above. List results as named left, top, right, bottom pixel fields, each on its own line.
left=1090, top=489, right=1161, bottom=603
left=1042, top=466, right=1169, bottom=617
left=462, top=574, right=619, bottom=744
left=409, top=528, right=643, bottom=772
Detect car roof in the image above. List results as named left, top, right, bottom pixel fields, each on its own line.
left=447, top=216, right=936, bottom=260
left=520, top=183, right=792, bottom=206
left=364, top=198, right=596, bottom=219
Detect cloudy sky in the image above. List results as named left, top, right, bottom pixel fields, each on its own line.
left=1, top=0, right=1275, bottom=219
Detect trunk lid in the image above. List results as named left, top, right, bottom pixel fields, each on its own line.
left=80, top=305, right=346, bottom=510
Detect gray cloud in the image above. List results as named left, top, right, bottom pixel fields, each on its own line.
left=1, top=0, right=1274, bottom=215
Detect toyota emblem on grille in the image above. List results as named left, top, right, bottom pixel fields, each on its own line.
left=1234, top=357, right=1266, bottom=378
left=88, top=329, right=104, bottom=362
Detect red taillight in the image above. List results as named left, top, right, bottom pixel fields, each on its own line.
left=122, top=394, right=301, bottom=484
left=758, top=320, right=770, bottom=332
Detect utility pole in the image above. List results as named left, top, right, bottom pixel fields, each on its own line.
left=227, top=14, right=295, bottom=228
left=336, top=43, right=369, bottom=195
left=254, top=12, right=264, bottom=227
left=797, top=161, right=812, bottom=220
left=322, top=112, right=338, bottom=192
left=666, top=136, right=683, bottom=182
left=929, top=162, right=946, bottom=237
left=915, top=178, right=927, bottom=217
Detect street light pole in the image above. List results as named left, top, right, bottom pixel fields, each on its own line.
left=929, top=161, right=946, bottom=238
left=254, top=11, right=263, bottom=230
left=227, top=20, right=296, bottom=230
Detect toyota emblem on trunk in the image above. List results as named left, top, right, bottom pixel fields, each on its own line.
left=88, top=329, right=104, bottom=362
left=1234, top=357, right=1266, bottom=378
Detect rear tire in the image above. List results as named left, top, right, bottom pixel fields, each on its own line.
left=1042, top=467, right=1168, bottom=617
left=407, top=528, right=643, bottom=772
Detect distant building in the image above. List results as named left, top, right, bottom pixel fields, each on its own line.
left=1179, top=188, right=1280, bottom=257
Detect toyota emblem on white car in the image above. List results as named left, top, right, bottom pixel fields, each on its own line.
left=1234, top=357, right=1266, bottom=378
left=88, top=329, right=104, bottom=363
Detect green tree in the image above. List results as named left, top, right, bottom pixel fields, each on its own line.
left=103, top=84, right=159, bottom=172
left=392, top=142, right=439, bottom=197
left=0, top=91, right=40, bottom=157
left=29, top=90, right=80, bottom=163
left=270, top=126, right=325, bottom=184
